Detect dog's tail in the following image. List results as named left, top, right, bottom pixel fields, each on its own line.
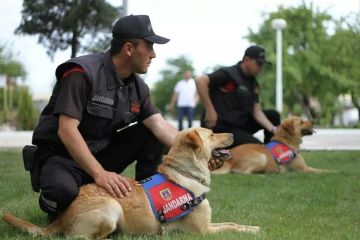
left=2, top=213, right=61, bottom=237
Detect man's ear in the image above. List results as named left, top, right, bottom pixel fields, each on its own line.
left=123, top=42, right=134, bottom=56
left=183, top=130, right=203, bottom=149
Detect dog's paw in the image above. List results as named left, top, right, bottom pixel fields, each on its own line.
left=246, top=225, right=261, bottom=233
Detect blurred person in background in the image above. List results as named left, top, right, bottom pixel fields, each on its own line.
left=169, top=70, right=198, bottom=130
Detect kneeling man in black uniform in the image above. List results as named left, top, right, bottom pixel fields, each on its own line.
left=30, top=15, right=177, bottom=221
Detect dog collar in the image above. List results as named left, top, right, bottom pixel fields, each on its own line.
left=164, top=163, right=209, bottom=187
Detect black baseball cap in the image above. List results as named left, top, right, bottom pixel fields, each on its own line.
left=112, top=15, right=170, bottom=44
left=244, top=45, right=271, bottom=65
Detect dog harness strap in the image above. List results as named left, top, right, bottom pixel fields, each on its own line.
left=142, top=173, right=205, bottom=223
left=266, top=141, right=297, bottom=165
left=180, top=193, right=206, bottom=210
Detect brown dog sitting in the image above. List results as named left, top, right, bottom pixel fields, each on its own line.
left=213, top=116, right=333, bottom=174
left=3, top=127, right=260, bottom=239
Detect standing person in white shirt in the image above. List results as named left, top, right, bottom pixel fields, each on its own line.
left=169, top=70, right=198, bottom=130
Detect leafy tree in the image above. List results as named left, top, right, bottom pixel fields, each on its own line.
left=247, top=3, right=347, bottom=125
left=16, top=0, right=119, bottom=58
left=0, top=44, right=27, bottom=124
left=151, top=56, right=194, bottom=116
left=324, top=13, right=360, bottom=122
left=0, top=44, right=26, bottom=78
left=16, top=87, right=38, bottom=130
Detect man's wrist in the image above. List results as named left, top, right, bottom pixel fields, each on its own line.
left=271, top=126, right=277, bottom=134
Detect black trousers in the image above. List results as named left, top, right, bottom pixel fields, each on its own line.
left=37, top=123, right=165, bottom=214
left=208, top=109, right=280, bottom=147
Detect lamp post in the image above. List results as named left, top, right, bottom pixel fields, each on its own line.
left=271, top=18, right=287, bottom=113
left=122, top=0, right=128, bottom=16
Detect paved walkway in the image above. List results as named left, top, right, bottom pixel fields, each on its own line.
left=0, top=121, right=359, bottom=150
left=299, top=129, right=360, bottom=150
left=170, top=120, right=360, bottom=150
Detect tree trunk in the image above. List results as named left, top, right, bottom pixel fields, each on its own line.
left=293, top=90, right=314, bottom=120
left=350, top=91, right=360, bottom=123
left=71, top=30, right=79, bottom=58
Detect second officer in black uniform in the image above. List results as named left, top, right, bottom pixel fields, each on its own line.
left=196, top=45, right=280, bottom=147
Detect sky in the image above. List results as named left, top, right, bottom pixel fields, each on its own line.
left=1, top=0, right=359, bottom=97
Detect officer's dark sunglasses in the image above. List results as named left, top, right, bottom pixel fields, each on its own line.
left=255, top=60, right=264, bottom=67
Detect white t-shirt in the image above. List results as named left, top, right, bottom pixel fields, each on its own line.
left=174, top=79, right=197, bottom=107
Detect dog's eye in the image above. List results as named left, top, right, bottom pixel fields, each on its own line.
left=211, top=133, right=214, bottom=137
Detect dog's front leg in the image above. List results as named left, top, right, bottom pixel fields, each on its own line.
left=207, top=222, right=260, bottom=233
left=178, top=201, right=260, bottom=234
left=289, top=155, right=336, bottom=173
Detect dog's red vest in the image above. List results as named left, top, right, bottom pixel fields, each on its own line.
left=141, top=173, right=204, bottom=223
left=266, top=141, right=297, bottom=164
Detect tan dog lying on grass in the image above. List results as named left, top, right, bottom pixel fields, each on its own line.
left=3, top=127, right=260, bottom=239
left=213, top=116, right=333, bottom=174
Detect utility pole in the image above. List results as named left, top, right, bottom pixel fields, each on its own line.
left=0, top=75, right=7, bottom=120
left=271, top=18, right=287, bottom=113
left=122, top=0, right=128, bottom=16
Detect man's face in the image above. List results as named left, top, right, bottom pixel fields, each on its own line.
left=130, top=39, right=156, bottom=74
left=247, top=57, right=264, bottom=77
left=183, top=70, right=192, bottom=80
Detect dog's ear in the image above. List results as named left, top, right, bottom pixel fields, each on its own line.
left=183, top=130, right=203, bottom=149
left=282, top=120, right=295, bottom=135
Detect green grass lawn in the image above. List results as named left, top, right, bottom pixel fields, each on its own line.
left=0, top=150, right=359, bottom=239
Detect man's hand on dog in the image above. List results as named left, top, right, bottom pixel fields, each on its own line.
left=94, top=170, right=132, bottom=198
left=208, top=159, right=224, bottom=171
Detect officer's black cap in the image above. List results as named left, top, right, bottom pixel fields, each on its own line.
left=244, top=45, right=271, bottom=65
left=112, top=15, right=170, bottom=44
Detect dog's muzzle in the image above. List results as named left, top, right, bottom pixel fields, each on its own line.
left=212, top=149, right=231, bottom=160
left=211, top=149, right=231, bottom=169
left=301, top=128, right=315, bottom=136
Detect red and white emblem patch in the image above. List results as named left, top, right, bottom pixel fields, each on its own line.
left=160, top=188, right=172, bottom=201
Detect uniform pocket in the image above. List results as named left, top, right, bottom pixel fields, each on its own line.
left=79, top=102, right=115, bottom=138
left=86, top=101, right=115, bottom=119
